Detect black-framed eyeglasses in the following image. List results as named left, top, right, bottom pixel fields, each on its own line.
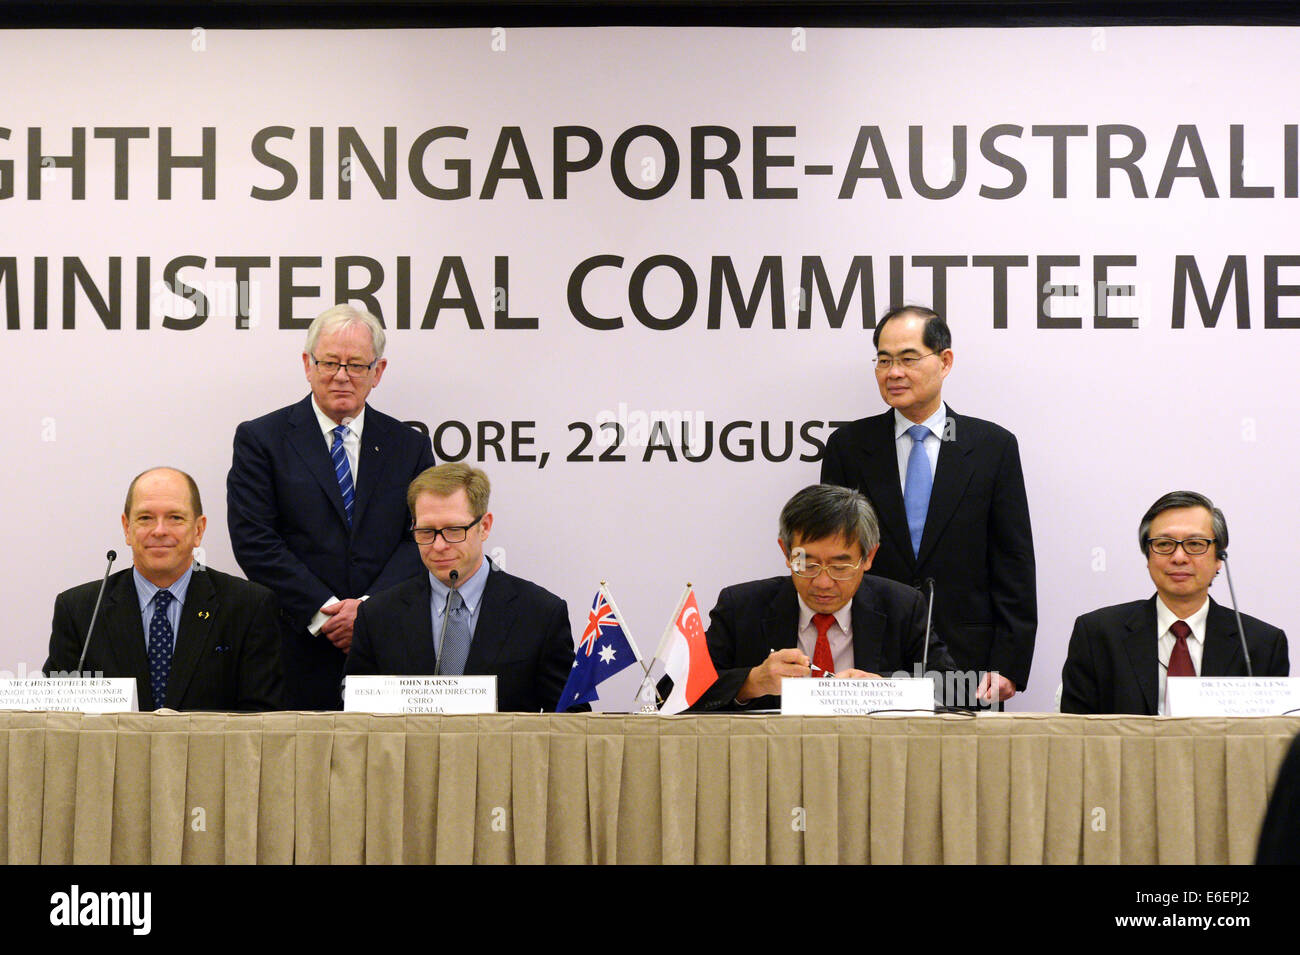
left=1147, top=537, right=1215, bottom=556
left=873, top=352, right=937, bottom=371
left=789, top=556, right=865, bottom=580
left=311, top=355, right=376, bottom=378
left=413, top=514, right=483, bottom=545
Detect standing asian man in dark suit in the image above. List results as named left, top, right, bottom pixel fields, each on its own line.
left=1062, top=491, right=1289, bottom=715
left=692, top=483, right=957, bottom=711
left=45, top=467, right=283, bottom=711
left=227, top=304, right=435, bottom=710
left=821, top=305, right=1035, bottom=703
left=346, top=464, right=574, bottom=713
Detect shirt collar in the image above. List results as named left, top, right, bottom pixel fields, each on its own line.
left=1155, top=594, right=1210, bottom=643
left=795, top=591, right=853, bottom=636
left=311, top=398, right=366, bottom=441
left=893, top=401, right=947, bottom=441
left=429, top=558, right=491, bottom=615
left=132, top=564, right=195, bottom=611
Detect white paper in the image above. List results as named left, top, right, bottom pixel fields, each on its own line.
left=1166, top=677, right=1300, bottom=717
left=343, top=675, right=498, bottom=714
left=780, top=677, right=935, bottom=715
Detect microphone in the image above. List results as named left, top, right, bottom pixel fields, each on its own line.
left=921, top=578, right=936, bottom=678
left=1219, top=552, right=1254, bottom=678
left=434, top=568, right=460, bottom=676
left=76, top=550, right=117, bottom=674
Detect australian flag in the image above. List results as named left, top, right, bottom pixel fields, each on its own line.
left=558, top=586, right=642, bottom=711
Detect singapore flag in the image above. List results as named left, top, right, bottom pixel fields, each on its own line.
left=652, top=586, right=718, bottom=714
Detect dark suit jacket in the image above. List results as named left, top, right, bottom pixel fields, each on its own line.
left=44, top=566, right=284, bottom=712
left=345, top=564, right=574, bottom=713
left=821, top=407, right=1037, bottom=689
left=1257, top=731, right=1300, bottom=864
left=691, top=575, right=958, bottom=711
left=1060, top=596, right=1291, bottom=715
left=227, top=395, right=435, bottom=709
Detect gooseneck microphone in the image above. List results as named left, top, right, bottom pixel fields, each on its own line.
left=76, top=550, right=117, bottom=674
left=1219, top=552, right=1254, bottom=679
left=921, top=578, right=936, bottom=678
left=434, top=569, right=460, bottom=675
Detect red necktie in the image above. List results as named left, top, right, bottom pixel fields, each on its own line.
left=1166, top=619, right=1196, bottom=712
left=1168, top=620, right=1196, bottom=678
left=812, top=613, right=837, bottom=677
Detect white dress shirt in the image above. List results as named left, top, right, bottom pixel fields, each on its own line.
left=795, top=596, right=855, bottom=674
left=311, top=399, right=365, bottom=481
left=1155, top=596, right=1208, bottom=716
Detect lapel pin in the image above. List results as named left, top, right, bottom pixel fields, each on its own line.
left=197, top=610, right=210, bottom=619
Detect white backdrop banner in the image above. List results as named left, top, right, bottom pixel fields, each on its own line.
left=3, top=26, right=1297, bottom=710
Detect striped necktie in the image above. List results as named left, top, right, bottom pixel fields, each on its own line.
left=331, top=424, right=355, bottom=525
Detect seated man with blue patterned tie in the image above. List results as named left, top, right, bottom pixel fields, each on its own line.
left=1061, top=490, right=1290, bottom=715
left=44, top=467, right=284, bottom=711
left=346, top=464, right=574, bottom=712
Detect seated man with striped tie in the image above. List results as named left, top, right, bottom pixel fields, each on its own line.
left=1061, top=490, right=1290, bottom=715
left=691, top=483, right=956, bottom=711
left=44, top=467, right=284, bottom=711
left=345, top=464, right=574, bottom=712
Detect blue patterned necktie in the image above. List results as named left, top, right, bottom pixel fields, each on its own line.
left=331, top=424, right=355, bottom=526
left=904, top=424, right=933, bottom=558
left=148, top=589, right=175, bottom=709
left=438, top=590, right=472, bottom=676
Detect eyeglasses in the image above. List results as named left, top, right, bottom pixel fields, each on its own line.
left=1147, top=537, right=1215, bottom=556
left=873, top=352, right=937, bottom=371
left=790, top=557, right=865, bottom=580
left=311, top=355, right=376, bottom=378
left=412, top=514, right=483, bottom=545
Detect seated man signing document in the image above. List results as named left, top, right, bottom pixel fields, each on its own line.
left=692, top=484, right=955, bottom=711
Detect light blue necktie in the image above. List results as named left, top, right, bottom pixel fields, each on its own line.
left=331, top=424, right=355, bottom=526
left=438, top=590, right=472, bottom=676
left=148, top=589, right=175, bottom=709
left=904, top=424, right=932, bottom=558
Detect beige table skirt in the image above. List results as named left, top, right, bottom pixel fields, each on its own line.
left=3, top=711, right=1297, bottom=864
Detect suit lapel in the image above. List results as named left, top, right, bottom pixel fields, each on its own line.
left=849, top=586, right=886, bottom=675
left=350, top=407, right=392, bottom=530
left=855, top=412, right=914, bottom=571
left=405, top=576, right=438, bottom=673
left=465, top=567, right=517, bottom=674
left=165, top=569, right=217, bottom=709
left=760, top=581, right=801, bottom=659
left=1122, top=597, right=1160, bottom=714
left=916, top=407, right=974, bottom=569
left=99, top=573, right=153, bottom=707
left=1201, top=599, right=1243, bottom=675
left=287, top=396, right=350, bottom=529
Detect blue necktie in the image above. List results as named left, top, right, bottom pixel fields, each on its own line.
left=148, top=589, right=175, bottom=709
left=331, top=424, right=355, bottom=526
left=438, top=590, right=472, bottom=676
left=904, top=424, right=932, bottom=558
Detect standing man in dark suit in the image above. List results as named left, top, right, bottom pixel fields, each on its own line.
left=228, top=304, right=435, bottom=710
left=45, top=467, right=283, bottom=711
left=346, top=464, right=574, bottom=712
left=692, top=484, right=956, bottom=711
left=1062, top=491, right=1289, bottom=715
left=821, top=305, right=1035, bottom=703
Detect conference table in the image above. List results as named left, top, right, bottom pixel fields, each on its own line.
left=3, top=710, right=1296, bottom=864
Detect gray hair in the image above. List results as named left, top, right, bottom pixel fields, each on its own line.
left=779, top=484, right=880, bottom=556
left=304, top=304, right=386, bottom=360
left=1138, top=490, right=1228, bottom=558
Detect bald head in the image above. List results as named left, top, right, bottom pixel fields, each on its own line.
left=124, top=467, right=203, bottom=519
